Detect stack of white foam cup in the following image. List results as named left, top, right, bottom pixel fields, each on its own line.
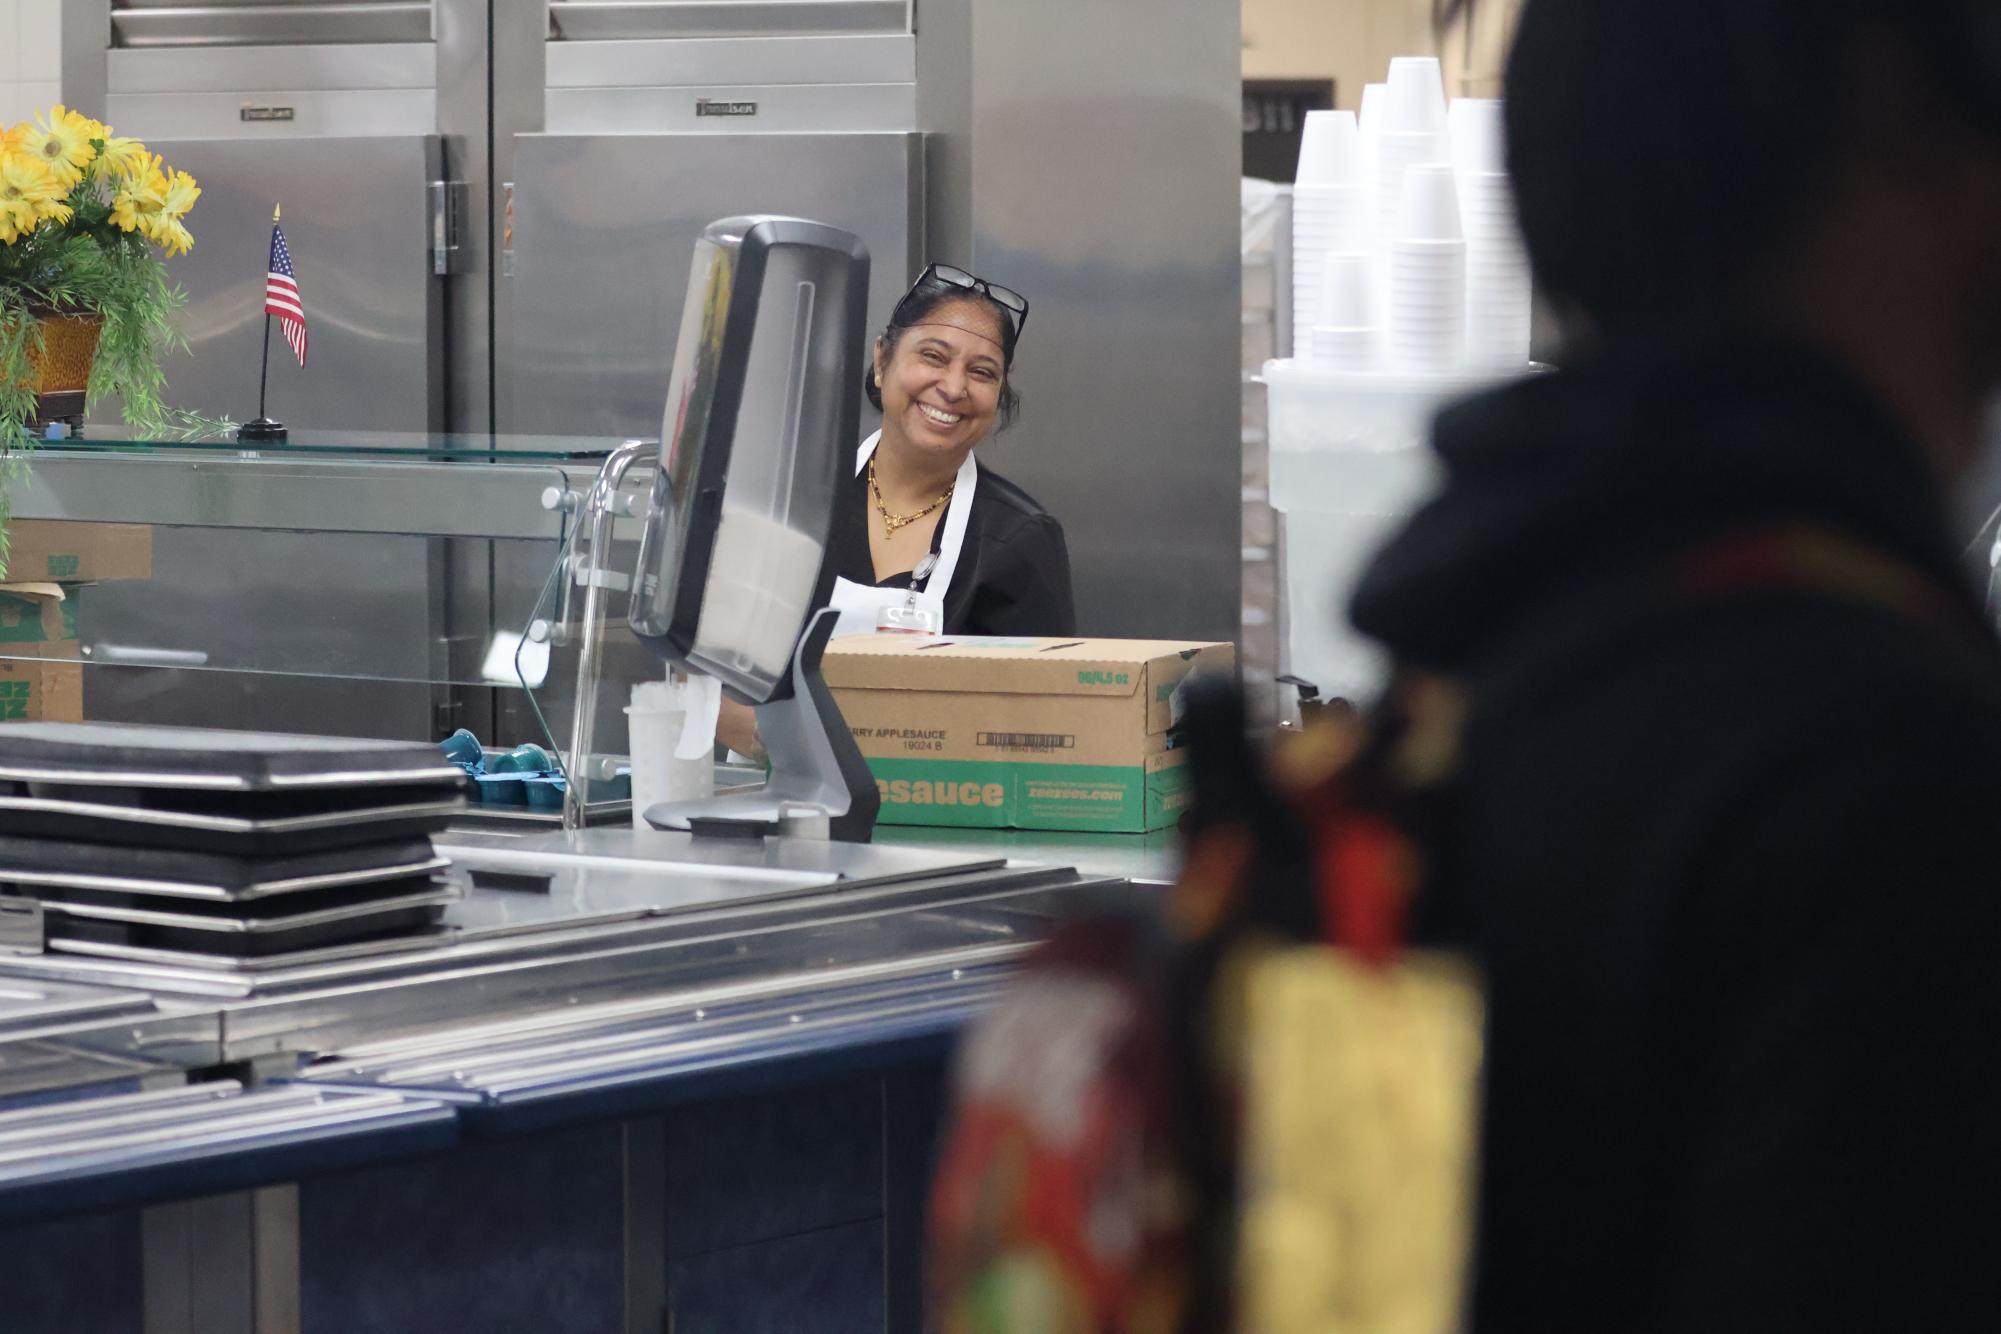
left=1358, top=82, right=1388, bottom=202
left=1449, top=97, right=1534, bottom=367
left=1285, top=54, right=1532, bottom=375
left=1290, top=110, right=1371, bottom=357
left=1388, top=163, right=1467, bottom=371
left=1371, top=59, right=1450, bottom=263
left=1269, top=61, right=1536, bottom=712
left=1311, top=251, right=1377, bottom=371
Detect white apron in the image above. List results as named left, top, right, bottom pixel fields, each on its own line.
left=829, top=430, right=978, bottom=638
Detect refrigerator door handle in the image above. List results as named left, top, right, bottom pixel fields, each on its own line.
left=429, top=179, right=470, bottom=276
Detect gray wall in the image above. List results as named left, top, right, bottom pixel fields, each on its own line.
left=920, top=0, right=1244, bottom=646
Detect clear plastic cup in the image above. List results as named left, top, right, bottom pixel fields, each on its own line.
left=626, top=681, right=718, bottom=830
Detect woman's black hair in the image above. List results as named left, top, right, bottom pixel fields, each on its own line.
left=864, top=286, right=1023, bottom=433
left=1432, top=0, right=2001, bottom=335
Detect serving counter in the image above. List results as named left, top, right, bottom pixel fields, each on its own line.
left=0, top=821, right=1174, bottom=1333
left=0, top=435, right=1189, bottom=1332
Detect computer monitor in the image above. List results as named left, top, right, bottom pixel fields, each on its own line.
left=627, top=215, right=879, bottom=840
left=629, top=216, right=870, bottom=702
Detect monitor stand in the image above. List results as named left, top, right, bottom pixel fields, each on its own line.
left=643, top=608, right=881, bottom=842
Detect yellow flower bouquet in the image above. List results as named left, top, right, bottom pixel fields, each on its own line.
left=1, top=105, right=205, bottom=571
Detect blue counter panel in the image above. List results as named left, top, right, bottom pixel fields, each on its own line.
left=665, top=1070, right=883, bottom=1257
left=301, top=1124, right=626, bottom=1334
left=0, top=1210, right=141, bottom=1334
left=668, top=1217, right=886, bottom=1334
left=0, top=1052, right=954, bottom=1332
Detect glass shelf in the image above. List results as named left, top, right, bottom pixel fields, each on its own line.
left=0, top=446, right=666, bottom=754
left=30, top=429, right=645, bottom=463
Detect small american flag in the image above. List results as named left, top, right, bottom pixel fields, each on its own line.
left=265, top=223, right=307, bottom=367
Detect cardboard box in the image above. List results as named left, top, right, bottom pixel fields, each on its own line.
left=0, top=583, right=80, bottom=647
left=1, top=521, right=153, bottom=583
left=0, top=647, right=83, bottom=722
left=825, top=637, right=1236, bottom=833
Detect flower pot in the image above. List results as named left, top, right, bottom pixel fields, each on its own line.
left=21, top=311, right=103, bottom=429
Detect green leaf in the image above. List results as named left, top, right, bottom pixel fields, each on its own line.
left=0, top=188, right=209, bottom=558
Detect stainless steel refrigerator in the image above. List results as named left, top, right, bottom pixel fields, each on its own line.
left=57, top=0, right=1242, bottom=740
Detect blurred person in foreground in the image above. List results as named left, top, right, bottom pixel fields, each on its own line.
left=1356, top=1, right=2001, bottom=1329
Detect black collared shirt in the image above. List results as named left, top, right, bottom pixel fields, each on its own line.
left=826, top=458, right=1077, bottom=636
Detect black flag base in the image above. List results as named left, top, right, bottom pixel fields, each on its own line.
left=237, top=417, right=288, bottom=442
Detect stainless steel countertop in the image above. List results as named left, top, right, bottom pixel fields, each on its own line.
left=0, top=824, right=1179, bottom=1214
left=873, top=825, right=1181, bottom=886
left=0, top=827, right=1160, bottom=1098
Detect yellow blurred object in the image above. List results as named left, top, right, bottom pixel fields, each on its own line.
left=1236, top=944, right=1484, bottom=1334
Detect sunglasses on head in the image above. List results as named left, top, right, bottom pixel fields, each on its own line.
left=892, top=264, right=1030, bottom=353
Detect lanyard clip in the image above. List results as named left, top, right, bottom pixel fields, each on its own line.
left=880, top=553, right=943, bottom=635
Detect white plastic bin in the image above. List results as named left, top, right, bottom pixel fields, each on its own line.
left=1261, top=358, right=1503, bottom=701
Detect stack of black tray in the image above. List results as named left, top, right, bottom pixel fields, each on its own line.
left=0, top=723, right=469, bottom=960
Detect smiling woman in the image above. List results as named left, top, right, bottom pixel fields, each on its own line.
left=823, top=263, right=1076, bottom=640
left=712, top=265, right=1077, bottom=761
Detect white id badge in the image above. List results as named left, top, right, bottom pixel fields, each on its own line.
left=877, top=553, right=944, bottom=636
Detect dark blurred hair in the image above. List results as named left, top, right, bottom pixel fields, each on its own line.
left=1434, top=0, right=2001, bottom=333
left=865, top=287, right=1022, bottom=432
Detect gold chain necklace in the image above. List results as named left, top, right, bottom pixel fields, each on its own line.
left=869, top=456, right=955, bottom=536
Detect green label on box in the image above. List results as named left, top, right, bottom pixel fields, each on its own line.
left=1147, top=762, right=1194, bottom=827
left=864, top=757, right=1191, bottom=833
left=0, top=681, right=28, bottom=719
left=45, top=555, right=79, bottom=579
left=0, top=590, right=80, bottom=644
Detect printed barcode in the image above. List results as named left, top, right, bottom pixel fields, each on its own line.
left=977, top=732, right=1074, bottom=751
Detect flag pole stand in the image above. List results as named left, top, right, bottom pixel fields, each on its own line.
left=238, top=202, right=289, bottom=442
left=237, top=311, right=286, bottom=441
